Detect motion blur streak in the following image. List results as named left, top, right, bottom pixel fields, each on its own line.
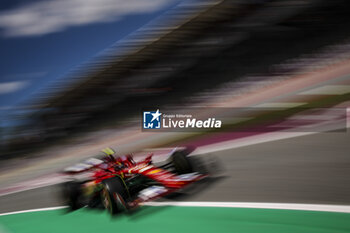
left=1, top=0, right=350, bottom=228
left=0, top=0, right=175, bottom=37
left=2, top=0, right=350, bottom=159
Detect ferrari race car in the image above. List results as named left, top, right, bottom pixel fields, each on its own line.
left=61, top=147, right=207, bottom=215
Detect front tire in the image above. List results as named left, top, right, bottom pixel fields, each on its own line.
left=101, top=177, right=129, bottom=215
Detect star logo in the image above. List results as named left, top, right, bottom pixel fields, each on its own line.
left=150, top=109, right=162, bottom=122
left=143, top=109, right=162, bottom=129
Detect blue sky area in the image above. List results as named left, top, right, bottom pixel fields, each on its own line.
left=0, top=0, right=183, bottom=127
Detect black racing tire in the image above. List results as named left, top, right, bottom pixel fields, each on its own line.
left=101, top=176, right=129, bottom=215
left=62, top=181, right=83, bottom=210
left=171, top=151, right=193, bottom=174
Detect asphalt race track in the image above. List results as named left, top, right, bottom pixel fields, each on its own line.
left=1, top=131, right=350, bottom=214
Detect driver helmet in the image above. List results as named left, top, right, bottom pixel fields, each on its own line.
left=101, top=147, right=116, bottom=162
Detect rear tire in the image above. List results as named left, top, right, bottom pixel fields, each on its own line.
left=62, top=181, right=83, bottom=210
left=171, top=151, right=193, bottom=174
left=101, top=177, right=129, bottom=215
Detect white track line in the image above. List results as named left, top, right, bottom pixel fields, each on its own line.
left=1, top=202, right=350, bottom=217
left=0, top=206, right=67, bottom=217
left=145, top=201, right=350, bottom=213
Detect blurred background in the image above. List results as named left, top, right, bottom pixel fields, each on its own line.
left=1, top=0, right=350, bottom=224
left=1, top=0, right=350, bottom=158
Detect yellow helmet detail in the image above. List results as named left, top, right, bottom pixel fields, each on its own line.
left=102, top=147, right=115, bottom=156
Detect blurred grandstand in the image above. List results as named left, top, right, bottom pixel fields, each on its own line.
left=2, top=0, right=350, bottom=158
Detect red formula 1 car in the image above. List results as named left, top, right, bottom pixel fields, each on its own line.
left=61, top=147, right=206, bottom=215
